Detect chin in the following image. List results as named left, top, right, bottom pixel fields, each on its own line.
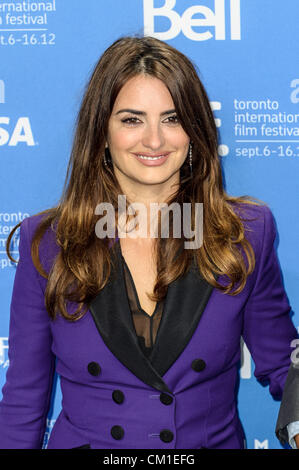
left=135, top=173, right=174, bottom=185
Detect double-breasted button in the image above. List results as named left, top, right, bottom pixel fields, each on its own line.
left=87, top=362, right=101, bottom=376
left=191, top=358, right=206, bottom=372
left=112, top=390, right=125, bottom=404
left=160, top=429, right=174, bottom=443
left=111, top=425, right=124, bottom=440
left=160, top=393, right=173, bottom=405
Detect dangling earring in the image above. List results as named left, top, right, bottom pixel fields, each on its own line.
left=104, top=147, right=109, bottom=167
left=189, top=141, right=193, bottom=177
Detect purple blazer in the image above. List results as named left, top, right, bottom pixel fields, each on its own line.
left=0, top=204, right=297, bottom=449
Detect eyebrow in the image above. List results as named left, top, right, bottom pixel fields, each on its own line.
left=115, top=108, right=176, bottom=116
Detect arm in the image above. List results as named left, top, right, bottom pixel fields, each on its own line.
left=0, top=216, right=56, bottom=449
left=276, top=359, right=299, bottom=447
left=287, top=421, right=299, bottom=449
left=241, top=206, right=298, bottom=441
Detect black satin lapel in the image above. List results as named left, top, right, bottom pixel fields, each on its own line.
left=149, top=262, right=214, bottom=376
left=88, top=241, right=172, bottom=394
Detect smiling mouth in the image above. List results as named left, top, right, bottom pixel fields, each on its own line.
left=133, top=152, right=171, bottom=160
left=137, top=155, right=166, bottom=160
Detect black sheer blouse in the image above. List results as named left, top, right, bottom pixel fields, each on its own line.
left=120, top=254, right=165, bottom=359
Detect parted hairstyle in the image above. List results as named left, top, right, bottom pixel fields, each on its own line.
left=7, top=35, right=262, bottom=321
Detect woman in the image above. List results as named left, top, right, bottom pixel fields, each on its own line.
left=0, top=35, right=297, bottom=449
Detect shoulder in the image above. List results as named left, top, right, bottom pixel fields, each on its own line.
left=230, top=200, right=273, bottom=223
left=230, top=201, right=275, bottom=232
left=21, top=212, right=47, bottom=235
left=229, top=201, right=277, bottom=254
left=21, top=211, right=56, bottom=244
left=20, top=211, right=60, bottom=272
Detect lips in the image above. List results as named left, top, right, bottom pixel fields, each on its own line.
left=133, top=152, right=171, bottom=158
left=132, top=152, right=170, bottom=166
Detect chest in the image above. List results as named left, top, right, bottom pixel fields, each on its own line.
left=119, top=238, right=158, bottom=316
left=51, top=284, right=246, bottom=388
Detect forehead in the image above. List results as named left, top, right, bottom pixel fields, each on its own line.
left=113, top=75, right=174, bottom=108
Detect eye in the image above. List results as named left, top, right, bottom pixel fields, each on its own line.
left=121, top=117, right=141, bottom=125
left=164, top=115, right=179, bottom=124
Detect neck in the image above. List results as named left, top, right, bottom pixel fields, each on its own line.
left=114, top=175, right=180, bottom=240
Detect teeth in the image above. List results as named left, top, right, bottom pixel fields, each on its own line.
left=138, top=155, right=165, bottom=160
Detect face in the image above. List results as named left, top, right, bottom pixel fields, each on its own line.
left=106, top=74, right=190, bottom=198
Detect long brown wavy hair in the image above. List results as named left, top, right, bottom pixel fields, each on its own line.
left=6, top=35, right=263, bottom=321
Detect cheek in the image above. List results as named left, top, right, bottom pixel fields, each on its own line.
left=167, top=128, right=189, bottom=148
left=111, top=129, right=139, bottom=151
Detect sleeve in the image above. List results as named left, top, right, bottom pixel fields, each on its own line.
left=0, top=216, right=56, bottom=449
left=275, top=360, right=299, bottom=446
left=242, top=206, right=298, bottom=401
left=287, top=421, right=299, bottom=449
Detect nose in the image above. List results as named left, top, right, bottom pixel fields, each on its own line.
left=141, top=122, right=165, bottom=150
